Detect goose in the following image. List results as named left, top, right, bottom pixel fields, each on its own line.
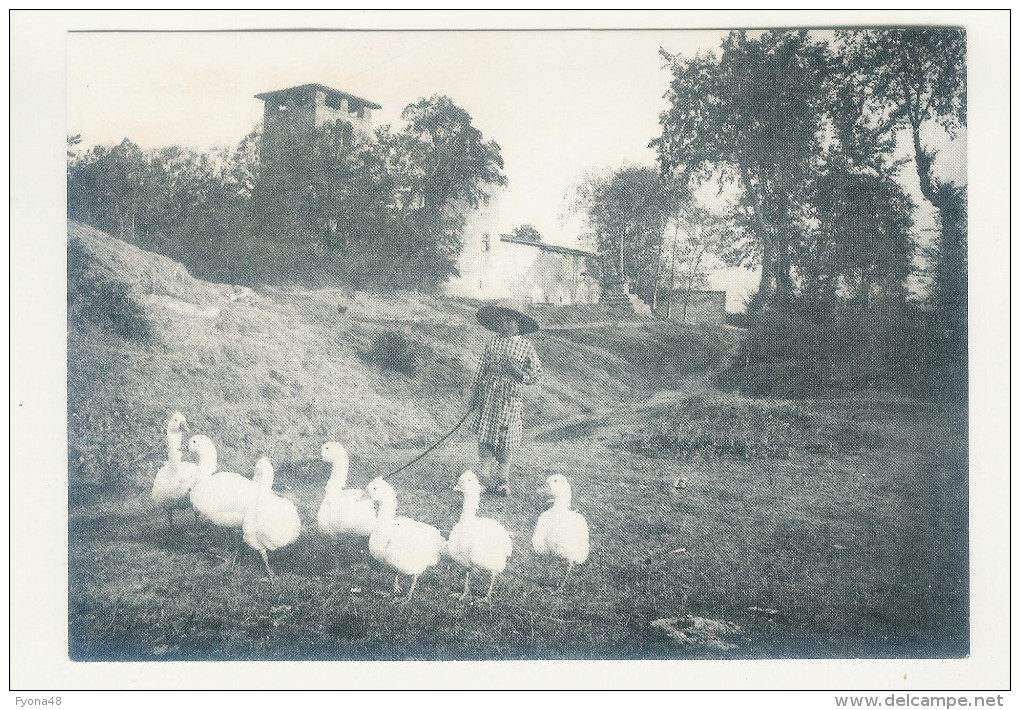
left=448, top=470, right=513, bottom=605
left=188, top=434, right=258, bottom=563
left=532, top=474, right=590, bottom=591
left=243, top=457, right=302, bottom=580
left=317, top=441, right=376, bottom=567
left=365, top=476, right=446, bottom=604
left=150, top=412, right=200, bottom=527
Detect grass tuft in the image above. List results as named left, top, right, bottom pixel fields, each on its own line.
left=629, top=395, right=886, bottom=461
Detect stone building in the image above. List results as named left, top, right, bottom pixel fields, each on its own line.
left=445, top=224, right=601, bottom=306
left=663, top=289, right=727, bottom=324
left=254, top=83, right=380, bottom=236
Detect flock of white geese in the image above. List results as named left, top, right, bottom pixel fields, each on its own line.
left=150, top=412, right=590, bottom=604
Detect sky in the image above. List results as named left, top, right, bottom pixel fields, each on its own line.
left=67, top=28, right=966, bottom=311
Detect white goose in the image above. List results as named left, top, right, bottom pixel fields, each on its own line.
left=188, top=434, right=259, bottom=562
left=365, top=477, right=446, bottom=603
left=317, top=441, right=376, bottom=566
left=532, top=474, right=590, bottom=591
left=243, top=456, right=302, bottom=580
left=150, top=411, right=200, bottom=527
left=448, top=470, right=513, bottom=605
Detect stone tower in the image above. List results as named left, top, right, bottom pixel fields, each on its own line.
left=254, top=83, right=381, bottom=237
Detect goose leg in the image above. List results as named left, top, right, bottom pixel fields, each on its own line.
left=555, top=561, right=575, bottom=593
left=260, top=549, right=276, bottom=581
left=484, top=572, right=497, bottom=606
left=228, top=530, right=244, bottom=569
left=402, top=574, right=420, bottom=605
left=459, top=570, right=471, bottom=602
left=393, top=574, right=402, bottom=595
left=166, top=508, right=174, bottom=528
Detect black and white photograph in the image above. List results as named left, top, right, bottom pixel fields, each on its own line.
left=10, top=8, right=1010, bottom=693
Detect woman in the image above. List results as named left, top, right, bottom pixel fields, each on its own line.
left=469, top=304, right=543, bottom=496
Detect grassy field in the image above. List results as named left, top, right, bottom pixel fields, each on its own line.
left=66, top=221, right=968, bottom=660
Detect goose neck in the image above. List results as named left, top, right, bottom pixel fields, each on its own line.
left=258, top=469, right=275, bottom=491
left=552, top=490, right=572, bottom=509
left=327, top=458, right=350, bottom=490
left=375, top=497, right=397, bottom=521
left=197, top=449, right=217, bottom=478
left=459, top=491, right=480, bottom=522
left=166, top=430, right=183, bottom=455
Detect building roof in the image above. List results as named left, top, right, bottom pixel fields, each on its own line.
left=499, top=235, right=596, bottom=258
left=254, top=83, right=382, bottom=110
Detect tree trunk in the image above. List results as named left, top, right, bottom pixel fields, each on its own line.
left=741, top=164, right=781, bottom=315
left=903, top=82, right=968, bottom=403
left=651, top=223, right=666, bottom=311
left=619, top=227, right=626, bottom=282
left=666, top=234, right=678, bottom=319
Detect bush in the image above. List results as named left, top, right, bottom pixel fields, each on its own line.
left=365, top=330, right=431, bottom=377
left=725, top=310, right=749, bottom=328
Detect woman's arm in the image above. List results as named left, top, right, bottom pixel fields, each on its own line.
left=521, top=342, right=542, bottom=385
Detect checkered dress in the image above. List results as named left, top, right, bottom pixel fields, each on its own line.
left=470, top=334, right=543, bottom=451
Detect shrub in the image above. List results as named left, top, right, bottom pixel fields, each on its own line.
left=366, top=330, right=431, bottom=377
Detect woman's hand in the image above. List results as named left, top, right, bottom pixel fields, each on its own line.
left=506, top=361, right=527, bottom=382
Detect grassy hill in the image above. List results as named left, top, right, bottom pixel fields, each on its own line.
left=66, top=220, right=968, bottom=662
left=68, top=218, right=742, bottom=492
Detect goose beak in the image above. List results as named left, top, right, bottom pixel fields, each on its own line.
left=181, top=421, right=190, bottom=433
left=453, top=483, right=462, bottom=492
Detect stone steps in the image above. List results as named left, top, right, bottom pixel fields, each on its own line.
left=628, top=293, right=654, bottom=317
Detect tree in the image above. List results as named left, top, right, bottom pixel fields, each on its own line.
left=662, top=206, right=729, bottom=320
left=377, top=95, right=507, bottom=291
left=375, top=95, right=510, bottom=289
left=67, top=97, right=508, bottom=292
left=573, top=164, right=675, bottom=301
left=67, top=138, right=147, bottom=240
left=508, top=224, right=541, bottom=243
left=652, top=30, right=830, bottom=315
left=839, top=28, right=967, bottom=397
left=807, top=71, right=916, bottom=308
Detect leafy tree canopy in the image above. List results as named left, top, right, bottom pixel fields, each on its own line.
left=508, top=224, right=541, bottom=243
